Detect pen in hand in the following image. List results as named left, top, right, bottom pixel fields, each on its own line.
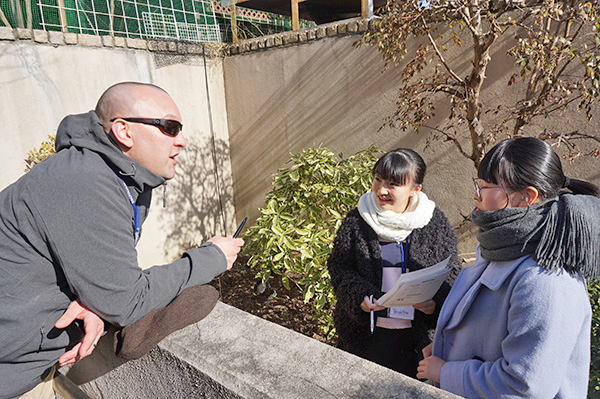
left=233, top=217, right=247, bottom=238
left=370, top=295, right=374, bottom=334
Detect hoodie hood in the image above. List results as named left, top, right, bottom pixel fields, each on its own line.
left=55, top=110, right=165, bottom=193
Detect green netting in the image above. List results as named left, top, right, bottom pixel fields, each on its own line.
left=1, top=0, right=44, bottom=30
left=0, top=0, right=222, bottom=40
left=0, top=0, right=316, bottom=43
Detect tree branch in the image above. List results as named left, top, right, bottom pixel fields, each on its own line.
left=458, top=1, right=479, bottom=37
left=538, top=130, right=600, bottom=144
left=421, top=15, right=466, bottom=85
left=422, top=124, right=472, bottom=160
left=436, top=84, right=465, bottom=98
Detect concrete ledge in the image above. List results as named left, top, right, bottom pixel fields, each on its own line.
left=317, top=26, right=327, bottom=39
left=114, top=36, right=126, bottom=47
left=48, top=31, right=65, bottom=45
left=78, top=33, right=103, bottom=47
left=358, top=18, right=370, bottom=32
left=224, top=17, right=376, bottom=56
left=64, top=32, right=78, bottom=45
left=125, top=37, right=147, bottom=49
left=0, top=28, right=224, bottom=58
left=16, top=28, right=32, bottom=40
left=0, top=16, right=375, bottom=57
left=0, top=26, right=15, bottom=40
left=101, top=35, right=114, bottom=47
left=65, top=302, right=460, bottom=399
left=33, top=29, right=49, bottom=43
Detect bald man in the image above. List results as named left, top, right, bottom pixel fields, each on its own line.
left=0, top=82, right=243, bottom=399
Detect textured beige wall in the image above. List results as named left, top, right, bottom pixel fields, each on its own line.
left=0, top=37, right=236, bottom=268
left=223, top=27, right=600, bottom=256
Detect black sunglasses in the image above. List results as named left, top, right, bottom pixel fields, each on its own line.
left=110, top=117, right=183, bottom=137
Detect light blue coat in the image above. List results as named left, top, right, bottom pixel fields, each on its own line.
left=433, top=247, right=591, bottom=398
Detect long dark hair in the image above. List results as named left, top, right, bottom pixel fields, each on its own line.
left=478, top=137, right=600, bottom=199
left=373, top=148, right=426, bottom=186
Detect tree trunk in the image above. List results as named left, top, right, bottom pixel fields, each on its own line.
left=464, top=0, right=497, bottom=168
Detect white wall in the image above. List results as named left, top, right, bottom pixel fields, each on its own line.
left=0, top=34, right=236, bottom=268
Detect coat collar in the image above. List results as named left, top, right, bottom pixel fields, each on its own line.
left=439, top=246, right=530, bottom=331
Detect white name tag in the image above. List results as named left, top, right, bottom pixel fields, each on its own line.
left=388, top=306, right=414, bottom=320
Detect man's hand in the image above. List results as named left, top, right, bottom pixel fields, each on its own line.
left=55, top=300, right=104, bottom=367
left=209, top=236, right=244, bottom=270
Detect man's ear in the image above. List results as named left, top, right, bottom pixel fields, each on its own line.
left=110, top=119, right=134, bottom=150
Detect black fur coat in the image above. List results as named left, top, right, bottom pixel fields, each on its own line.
left=327, top=207, right=461, bottom=354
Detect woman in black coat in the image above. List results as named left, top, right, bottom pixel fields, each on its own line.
left=327, top=148, right=460, bottom=377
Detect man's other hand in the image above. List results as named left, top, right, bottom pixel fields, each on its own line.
left=209, top=236, right=244, bottom=270
left=55, top=300, right=104, bottom=367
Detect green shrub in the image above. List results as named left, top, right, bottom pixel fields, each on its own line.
left=24, top=135, right=55, bottom=173
left=244, top=145, right=379, bottom=339
left=590, top=281, right=600, bottom=396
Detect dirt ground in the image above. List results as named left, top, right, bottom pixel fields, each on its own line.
left=209, top=255, right=335, bottom=345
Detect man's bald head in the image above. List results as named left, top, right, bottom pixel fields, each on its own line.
left=95, top=82, right=170, bottom=130
left=95, top=82, right=185, bottom=179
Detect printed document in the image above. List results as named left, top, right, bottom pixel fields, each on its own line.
left=376, top=256, right=451, bottom=307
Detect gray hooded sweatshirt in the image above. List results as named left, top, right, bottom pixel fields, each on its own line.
left=0, top=111, right=227, bottom=398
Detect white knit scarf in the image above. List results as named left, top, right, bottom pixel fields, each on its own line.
left=357, top=191, right=436, bottom=242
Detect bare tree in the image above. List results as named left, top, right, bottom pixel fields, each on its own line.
left=359, top=0, right=600, bottom=167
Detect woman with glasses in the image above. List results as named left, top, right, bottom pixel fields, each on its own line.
left=327, top=148, right=461, bottom=378
left=417, top=137, right=600, bottom=398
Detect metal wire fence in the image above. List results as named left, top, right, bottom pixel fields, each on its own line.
left=38, top=0, right=222, bottom=41
left=0, top=0, right=315, bottom=43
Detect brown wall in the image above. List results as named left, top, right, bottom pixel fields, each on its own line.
left=223, top=21, right=600, bottom=257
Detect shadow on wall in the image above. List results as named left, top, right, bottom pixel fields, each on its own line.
left=226, top=38, right=411, bottom=223
left=160, top=137, right=234, bottom=259
left=225, top=28, right=543, bottom=231
left=225, top=34, right=505, bottom=224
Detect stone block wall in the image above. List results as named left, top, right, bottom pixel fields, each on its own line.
left=65, top=302, right=462, bottom=399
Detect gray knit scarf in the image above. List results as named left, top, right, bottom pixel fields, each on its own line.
left=471, top=193, right=600, bottom=280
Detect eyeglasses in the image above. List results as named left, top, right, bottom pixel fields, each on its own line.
left=473, top=178, right=505, bottom=201
left=110, top=117, right=183, bottom=137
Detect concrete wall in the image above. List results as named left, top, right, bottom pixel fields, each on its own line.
left=0, top=28, right=237, bottom=268
left=223, top=19, right=600, bottom=256
left=65, top=302, right=462, bottom=399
